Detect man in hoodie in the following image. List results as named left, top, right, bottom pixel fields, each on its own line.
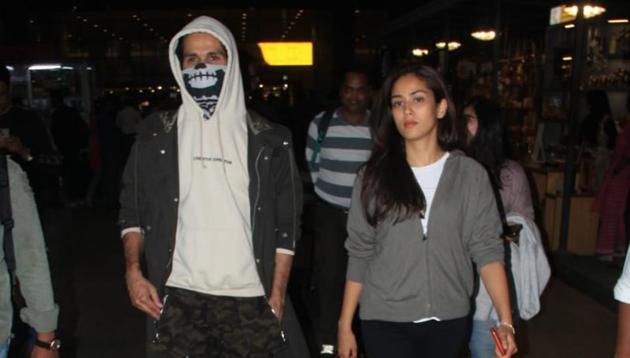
left=119, top=16, right=307, bottom=357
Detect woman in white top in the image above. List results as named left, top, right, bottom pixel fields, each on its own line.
left=337, top=65, right=517, bottom=358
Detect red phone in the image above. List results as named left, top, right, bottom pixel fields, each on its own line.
left=490, top=327, right=506, bottom=355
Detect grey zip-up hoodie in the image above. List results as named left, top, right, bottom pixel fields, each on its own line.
left=345, top=151, right=503, bottom=322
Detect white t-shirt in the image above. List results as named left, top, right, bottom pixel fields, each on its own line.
left=411, top=152, right=450, bottom=235
left=615, top=254, right=630, bottom=304
left=411, top=151, right=449, bottom=323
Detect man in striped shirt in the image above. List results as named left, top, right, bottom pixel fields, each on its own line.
left=305, top=70, right=373, bottom=356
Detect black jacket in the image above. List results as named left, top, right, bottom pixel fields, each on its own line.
left=119, top=110, right=308, bottom=357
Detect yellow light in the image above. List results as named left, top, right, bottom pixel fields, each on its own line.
left=551, top=4, right=606, bottom=25
left=257, top=42, right=313, bottom=66
left=562, top=56, right=573, bottom=61
left=471, top=30, right=496, bottom=41
left=608, top=19, right=629, bottom=24
left=564, top=23, right=575, bottom=28
left=447, top=41, right=461, bottom=51
left=412, top=48, right=429, bottom=57
left=435, top=41, right=446, bottom=49
left=583, top=5, right=605, bottom=18
left=563, top=5, right=578, bottom=17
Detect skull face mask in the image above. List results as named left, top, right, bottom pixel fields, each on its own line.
left=182, top=63, right=226, bottom=117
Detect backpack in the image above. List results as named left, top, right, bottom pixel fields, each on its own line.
left=308, top=109, right=335, bottom=167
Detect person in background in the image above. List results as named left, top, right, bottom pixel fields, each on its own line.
left=593, top=94, right=630, bottom=262
left=115, top=97, right=142, bottom=166
left=0, top=66, right=58, bottom=206
left=579, top=90, right=617, bottom=190
left=337, top=65, right=516, bottom=358
left=304, top=69, right=372, bottom=356
left=462, top=97, right=550, bottom=357
left=49, top=90, right=89, bottom=206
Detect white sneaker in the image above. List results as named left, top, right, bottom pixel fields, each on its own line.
left=320, top=344, right=335, bottom=355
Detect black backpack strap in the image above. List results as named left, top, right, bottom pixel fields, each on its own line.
left=0, top=155, right=15, bottom=275
left=309, top=109, right=335, bottom=166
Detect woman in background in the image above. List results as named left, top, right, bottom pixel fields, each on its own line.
left=593, top=94, right=630, bottom=261
left=462, top=97, right=542, bottom=358
left=337, top=65, right=516, bottom=358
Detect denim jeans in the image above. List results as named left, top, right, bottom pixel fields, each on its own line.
left=469, top=319, right=497, bottom=358
left=0, top=338, right=9, bottom=358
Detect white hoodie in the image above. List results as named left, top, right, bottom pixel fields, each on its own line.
left=165, top=16, right=264, bottom=297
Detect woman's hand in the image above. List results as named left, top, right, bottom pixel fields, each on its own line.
left=337, top=327, right=358, bottom=358
left=495, top=324, right=518, bottom=358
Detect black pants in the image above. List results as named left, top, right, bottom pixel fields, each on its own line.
left=361, top=318, right=469, bottom=358
left=311, top=198, right=349, bottom=347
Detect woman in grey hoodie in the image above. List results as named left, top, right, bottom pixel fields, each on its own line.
left=337, top=65, right=517, bottom=358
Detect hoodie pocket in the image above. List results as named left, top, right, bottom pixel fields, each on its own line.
left=367, top=227, right=424, bottom=302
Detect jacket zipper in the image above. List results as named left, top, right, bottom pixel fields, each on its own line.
left=253, top=145, right=287, bottom=343
left=251, top=147, right=265, bottom=234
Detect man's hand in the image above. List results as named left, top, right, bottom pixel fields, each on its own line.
left=31, top=332, right=59, bottom=358
left=268, top=293, right=285, bottom=322
left=125, top=268, right=162, bottom=320
left=31, top=346, right=59, bottom=358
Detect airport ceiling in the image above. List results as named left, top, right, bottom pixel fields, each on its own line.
left=1, top=1, right=629, bottom=54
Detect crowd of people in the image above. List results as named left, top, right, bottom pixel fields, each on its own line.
left=0, top=13, right=628, bottom=358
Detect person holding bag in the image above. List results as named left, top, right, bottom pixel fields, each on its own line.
left=462, top=97, right=550, bottom=357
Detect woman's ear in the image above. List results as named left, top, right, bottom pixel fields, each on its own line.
left=437, top=99, right=448, bottom=119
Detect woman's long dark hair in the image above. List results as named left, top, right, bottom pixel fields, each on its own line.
left=361, top=65, right=459, bottom=226
left=461, top=97, right=508, bottom=189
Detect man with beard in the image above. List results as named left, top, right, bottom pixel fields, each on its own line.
left=119, top=16, right=307, bottom=357
left=305, top=70, right=373, bottom=356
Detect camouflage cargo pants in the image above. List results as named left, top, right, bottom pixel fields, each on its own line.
left=148, top=287, right=286, bottom=358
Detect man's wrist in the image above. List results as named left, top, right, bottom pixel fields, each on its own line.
left=36, top=331, right=56, bottom=341
left=125, top=264, right=142, bottom=277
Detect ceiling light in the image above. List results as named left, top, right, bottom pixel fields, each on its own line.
left=28, top=64, right=62, bottom=71
left=435, top=41, right=446, bottom=49
left=563, top=5, right=578, bottom=17
left=565, top=23, right=575, bottom=28
left=583, top=5, right=605, bottom=18
left=551, top=4, right=606, bottom=25
left=471, top=30, right=496, bottom=41
left=448, top=41, right=461, bottom=51
left=412, top=48, right=429, bottom=57
left=608, top=18, right=629, bottom=24
left=562, top=56, right=573, bottom=61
